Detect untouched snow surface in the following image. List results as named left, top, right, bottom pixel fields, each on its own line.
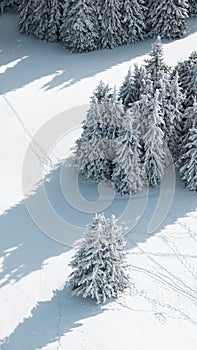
left=0, top=13, right=197, bottom=350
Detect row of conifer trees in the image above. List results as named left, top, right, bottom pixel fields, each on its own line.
left=0, top=0, right=197, bottom=53
left=73, top=38, right=197, bottom=193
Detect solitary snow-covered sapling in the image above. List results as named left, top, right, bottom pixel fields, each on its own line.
left=69, top=213, right=129, bottom=304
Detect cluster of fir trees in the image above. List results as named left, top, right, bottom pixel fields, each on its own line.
left=74, top=37, right=197, bottom=193
left=1, top=0, right=197, bottom=53
left=69, top=213, right=129, bottom=304
left=73, top=81, right=148, bottom=195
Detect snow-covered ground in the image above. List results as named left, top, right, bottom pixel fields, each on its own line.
left=0, top=13, right=197, bottom=350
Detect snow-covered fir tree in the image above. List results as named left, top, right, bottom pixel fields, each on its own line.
left=175, top=51, right=197, bottom=89
left=142, top=89, right=166, bottom=187
left=189, top=50, right=197, bottom=65
left=74, top=83, right=125, bottom=182
left=47, top=0, right=62, bottom=42
left=130, top=78, right=152, bottom=139
left=181, top=102, right=197, bottom=156
left=33, top=0, right=62, bottom=42
left=76, top=137, right=113, bottom=182
left=135, top=76, right=165, bottom=137
left=165, top=71, right=185, bottom=161
left=175, top=51, right=197, bottom=110
left=179, top=117, right=197, bottom=191
left=100, top=0, right=123, bottom=49
left=74, top=95, right=111, bottom=181
left=145, top=37, right=169, bottom=90
left=188, top=0, right=197, bottom=16
left=184, top=62, right=197, bottom=109
left=60, top=0, right=99, bottom=52
left=144, top=0, right=154, bottom=33
left=147, top=0, right=189, bottom=39
left=121, top=0, right=146, bottom=44
left=92, top=80, right=112, bottom=104
left=183, top=101, right=197, bottom=134
left=119, top=68, right=134, bottom=107
left=69, top=213, right=129, bottom=304
left=131, top=64, right=148, bottom=102
left=102, top=87, right=125, bottom=139
left=18, top=0, right=37, bottom=35
left=119, top=64, right=148, bottom=107
left=112, top=110, right=146, bottom=195
left=159, top=78, right=175, bottom=156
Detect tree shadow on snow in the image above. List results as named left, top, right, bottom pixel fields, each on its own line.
left=0, top=161, right=197, bottom=349
left=0, top=13, right=154, bottom=94
left=0, top=163, right=95, bottom=290
left=0, top=15, right=196, bottom=96
left=124, top=169, right=197, bottom=251
left=1, top=284, right=104, bottom=350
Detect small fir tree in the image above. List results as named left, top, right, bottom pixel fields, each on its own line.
left=145, top=37, right=169, bottom=90
left=69, top=213, right=129, bottom=304
left=188, top=51, right=197, bottom=65
left=92, top=80, right=113, bottom=103
left=147, top=0, right=189, bottom=39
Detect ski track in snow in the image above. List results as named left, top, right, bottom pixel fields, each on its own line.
left=125, top=208, right=197, bottom=326
left=2, top=94, right=55, bottom=173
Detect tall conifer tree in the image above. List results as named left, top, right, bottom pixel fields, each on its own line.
left=121, top=0, right=146, bottom=44
left=142, top=89, right=166, bottom=186
left=100, top=0, right=123, bottom=49
left=147, top=0, right=189, bottom=39
left=179, top=116, right=197, bottom=191
left=60, top=0, right=99, bottom=52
